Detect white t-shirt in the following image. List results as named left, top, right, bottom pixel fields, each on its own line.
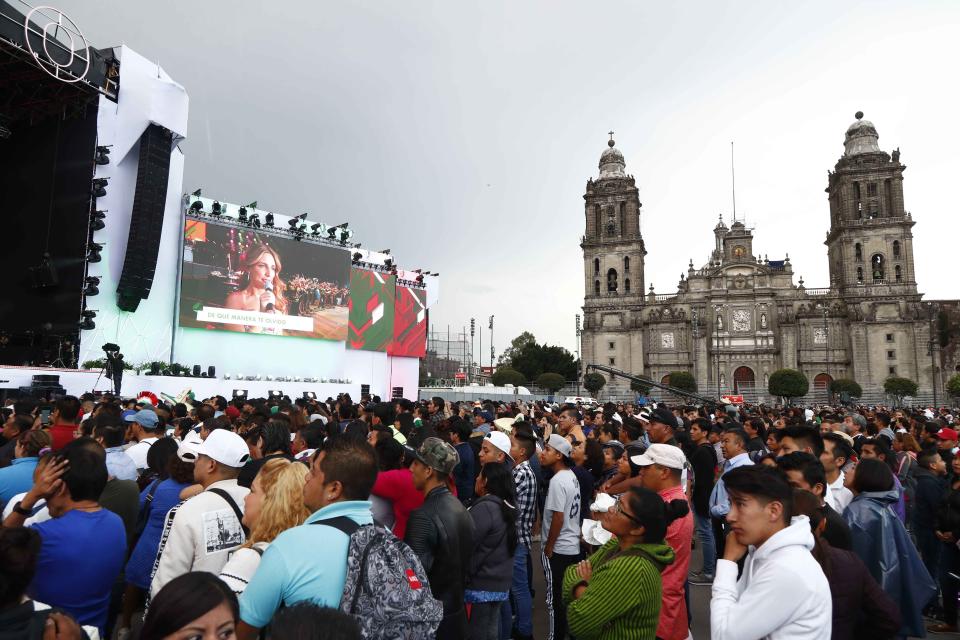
left=126, top=436, right=159, bottom=469
left=542, top=468, right=581, bottom=555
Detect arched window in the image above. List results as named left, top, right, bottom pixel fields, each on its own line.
left=593, top=258, right=600, bottom=274
left=895, top=265, right=902, bottom=283
left=594, top=280, right=600, bottom=295
left=854, top=243, right=862, bottom=261
left=871, top=254, right=885, bottom=283
left=624, top=256, right=630, bottom=272
left=856, top=267, right=864, bottom=284
left=893, top=240, right=901, bottom=258
left=624, top=278, right=631, bottom=293
left=607, top=268, right=618, bottom=293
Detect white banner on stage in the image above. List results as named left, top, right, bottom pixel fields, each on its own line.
left=195, top=307, right=313, bottom=332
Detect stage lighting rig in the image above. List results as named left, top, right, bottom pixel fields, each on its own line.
left=189, top=200, right=204, bottom=213
left=211, top=201, right=222, bottom=216
left=238, top=205, right=248, bottom=223
left=416, top=273, right=425, bottom=284
left=310, top=222, right=326, bottom=237
left=90, top=209, right=106, bottom=231
left=94, top=145, right=111, bottom=165
left=384, top=258, right=394, bottom=269
left=264, top=213, right=274, bottom=228
left=192, top=189, right=202, bottom=197
left=92, top=178, right=108, bottom=198
left=87, top=243, right=103, bottom=263
left=83, top=277, right=100, bottom=296
left=380, top=249, right=391, bottom=255
left=79, top=310, right=97, bottom=331
left=248, top=213, right=261, bottom=228
left=352, top=252, right=363, bottom=263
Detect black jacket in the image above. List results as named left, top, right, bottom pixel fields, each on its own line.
left=913, top=467, right=947, bottom=530
left=466, top=495, right=513, bottom=592
left=690, top=442, right=717, bottom=517
left=404, top=485, right=475, bottom=638
left=823, top=543, right=901, bottom=640
left=936, top=476, right=960, bottom=539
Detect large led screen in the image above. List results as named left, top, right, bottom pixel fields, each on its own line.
left=347, top=268, right=396, bottom=352
left=389, top=284, right=427, bottom=357
left=179, top=220, right=350, bottom=341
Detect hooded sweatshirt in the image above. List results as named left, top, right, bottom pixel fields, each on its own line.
left=711, top=516, right=832, bottom=640
left=563, top=538, right=675, bottom=640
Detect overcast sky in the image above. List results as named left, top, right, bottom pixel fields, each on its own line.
left=56, top=0, right=960, bottom=361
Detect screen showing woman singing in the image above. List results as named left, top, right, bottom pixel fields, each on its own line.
left=178, top=219, right=350, bottom=340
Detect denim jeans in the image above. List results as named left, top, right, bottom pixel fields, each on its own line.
left=500, top=543, right=533, bottom=637
left=471, top=602, right=503, bottom=640
left=694, top=511, right=717, bottom=576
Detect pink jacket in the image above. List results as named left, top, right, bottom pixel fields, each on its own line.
left=657, top=484, right=694, bottom=640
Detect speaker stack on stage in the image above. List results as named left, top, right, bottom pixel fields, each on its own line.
left=18, top=374, right=66, bottom=400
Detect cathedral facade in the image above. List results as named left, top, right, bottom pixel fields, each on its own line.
left=580, top=114, right=946, bottom=401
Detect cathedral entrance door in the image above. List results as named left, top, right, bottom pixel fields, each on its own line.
left=733, top=366, right=755, bottom=394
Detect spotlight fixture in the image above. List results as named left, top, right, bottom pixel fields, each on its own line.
left=87, top=243, right=103, bottom=263
left=232, top=389, right=248, bottom=400
left=303, top=391, right=317, bottom=400
left=83, top=276, right=100, bottom=296
left=384, top=258, right=394, bottom=269
left=79, top=310, right=97, bottom=331
left=416, top=274, right=425, bottom=284
left=189, top=200, right=204, bottom=213
left=192, top=188, right=202, bottom=197
left=310, top=222, right=326, bottom=237
left=90, top=209, right=106, bottom=231
left=269, top=390, right=283, bottom=399
left=94, top=145, right=111, bottom=165
left=238, top=205, right=248, bottom=223
left=264, top=213, right=274, bottom=228
left=248, top=213, right=261, bottom=228
left=211, top=201, right=222, bottom=216
left=92, top=178, right=108, bottom=198
left=380, top=249, right=391, bottom=255
left=352, top=252, right=363, bottom=262
left=223, top=373, right=231, bottom=380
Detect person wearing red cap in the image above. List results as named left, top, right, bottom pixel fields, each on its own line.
left=938, top=427, right=959, bottom=467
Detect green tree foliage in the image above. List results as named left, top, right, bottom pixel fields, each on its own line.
left=491, top=367, right=527, bottom=387
left=829, top=378, right=863, bottom=399
left=535, top=372, right=566, bottom=393
left=884, top=376, right=919, bottom=405
left=510, top=342, right=578, bottom=381
left=947, top=373, right=960, bottom=399
left=497, top=332, right=537, bottom=367
left=668, top=371, right=698, bottom=393
left=768, top=369, right=809, bottom=402
left=583, top=372, right=606, bottom=395
left=630, top=375, right=653, bottom=394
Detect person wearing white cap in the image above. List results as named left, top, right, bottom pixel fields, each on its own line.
left=633, top=444, right=694, bottom=640
left=150, top=429, right=252, bottom=598
left=479, top=431, right=514, bottom=467
left=538, top=433, right=582, bottom=640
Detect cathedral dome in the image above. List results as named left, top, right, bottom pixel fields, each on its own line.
left=599, top=136, right=626, bottom=179
left=844, top=111, right=881, bottom=156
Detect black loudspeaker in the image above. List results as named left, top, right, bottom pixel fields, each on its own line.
left=117, top=125, right=173, bottom=312
left=192, top=364, right=201, bottom=377
left=391, top=386, right=404, bottom=399
left=361, top=384, right=371, bottom=397
left=207, top=365, right=216, bottom=378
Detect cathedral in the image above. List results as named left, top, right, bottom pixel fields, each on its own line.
left=579, top=113, right=951, bottom=402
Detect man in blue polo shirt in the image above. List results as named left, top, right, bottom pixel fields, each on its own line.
left=236, top=435, right=378, bottom=639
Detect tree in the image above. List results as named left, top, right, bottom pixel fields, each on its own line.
left=768, top=369, right=809, bottom=403
left=829, top=378, right=863, bottom=399
left=884, top=376, right=918, bottom=406
left=947, top=373, right=960, bottom=399
left=630, top=375, right=653, bottom=394
left=510, top=341, right=578, bottom=381
left=491, top=367, right=526, bottom=387
left=668, top=371, right=698, bottom=393
left=583, top=373, right=606, bottom=396
left=535, top=372, right=566, bottom=393
left=497, top=332, right=537, bottom=367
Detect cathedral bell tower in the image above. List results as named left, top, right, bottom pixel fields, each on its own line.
left=580, top=134, right=646, bottom=385
left=825, top=112, right=918, bottom=297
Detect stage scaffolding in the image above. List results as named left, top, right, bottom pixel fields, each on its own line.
left=422, top=325, right=478, bottom=386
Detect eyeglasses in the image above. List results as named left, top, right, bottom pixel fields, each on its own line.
left=612, top=499, right=644, bottom=525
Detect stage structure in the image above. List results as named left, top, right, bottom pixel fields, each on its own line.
left=0, top=1, right=438, bottom=400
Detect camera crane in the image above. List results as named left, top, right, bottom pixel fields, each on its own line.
left=585, top=363, right=723, bottom=408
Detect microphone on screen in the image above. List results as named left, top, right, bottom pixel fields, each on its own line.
left=263, top=281, right=275, bottom=311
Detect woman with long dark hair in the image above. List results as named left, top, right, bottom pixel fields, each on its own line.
left=844, top=458, right=936, bottom=637
left=563, top=487, right=686, bottom=639
left=466, top=462, right=518, bottom=640
left=140, top=572, right=238, bottom=640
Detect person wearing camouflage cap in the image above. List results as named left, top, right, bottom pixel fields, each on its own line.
left=404, top=438, right=475, bottom=639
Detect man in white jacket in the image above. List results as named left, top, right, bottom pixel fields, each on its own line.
left=150, top=430, right=251, bottom=597
left=710, top=465, right=831, bottom=640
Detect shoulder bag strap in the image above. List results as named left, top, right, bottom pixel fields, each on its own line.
left=208, top=488, right=249, bottom=537
left=310, top=515, right=361, bottom=536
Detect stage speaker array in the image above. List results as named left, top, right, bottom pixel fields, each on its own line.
left=117, top=125, right=174, bottom=312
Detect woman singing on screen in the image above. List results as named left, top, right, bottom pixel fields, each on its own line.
left=224, top=244, right=288, bottom=334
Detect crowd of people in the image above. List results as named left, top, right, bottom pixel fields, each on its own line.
left=1, top=389, right=959, bottom=639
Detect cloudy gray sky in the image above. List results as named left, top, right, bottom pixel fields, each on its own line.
left=56, top=0, right=960, bottom=361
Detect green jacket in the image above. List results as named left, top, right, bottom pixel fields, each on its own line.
left=562, top=538, right=675, bottom=640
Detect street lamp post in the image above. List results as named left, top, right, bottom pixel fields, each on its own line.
left=575, top=314, right=582, bottom=396
left=469, top=318, right=476, bottom=383
left=489, top=315, right=495, bottom=374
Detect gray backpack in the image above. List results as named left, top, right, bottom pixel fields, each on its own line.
left=313, top=517, right=443, bottom=639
